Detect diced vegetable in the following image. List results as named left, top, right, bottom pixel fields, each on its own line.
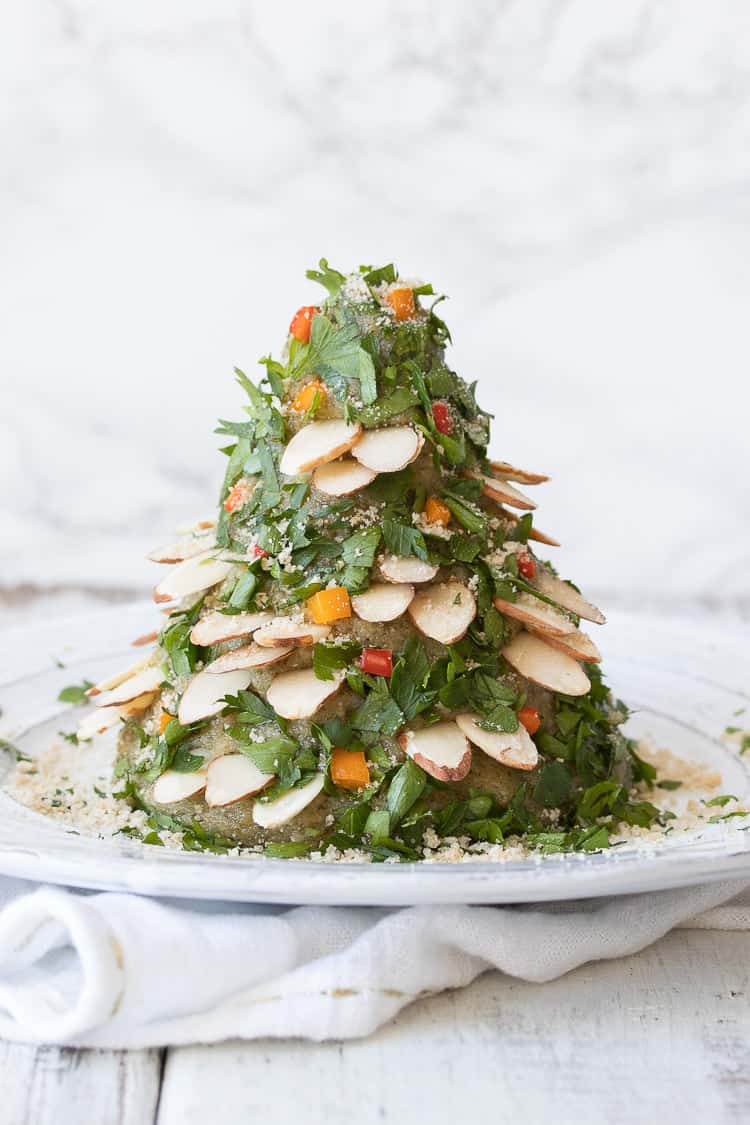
left=159, top=710, right=173, bottom=735
left=517, top=552, right=536, bottom=580
left=431, top=402, right=452, bottom=435
left=224, top=478, right=250, bottom=513
left=307, top=586, right=352, bottom=624
left=251, top=544, right=268, bottom=559
left=386, top=286, right=415, bottom=321
left=291, top=379, right=327, bottom=413
left=289, top=305, right=319, bottom=343
left=424, top=497, right=451, bottom=527
left=517, top=706, right=541, bottom=735
left=360, top=648, right=393, bottom=678
left=330, top=748, right=370, bottom=790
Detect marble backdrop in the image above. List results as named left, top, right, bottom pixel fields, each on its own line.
left=1, top=1, right=749, bottom=614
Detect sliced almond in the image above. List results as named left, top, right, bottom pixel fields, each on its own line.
left=351, top=426, right=424, bottom=473
left=205, top=644, right=293, bottom=673
left=498, top=507, right=561, bottom=548
left=177, top=668, right=253, bottom=725
left=408, top=581, right=477, bottom=645
left=175, top=518, right=216, bottom=534
left=77, top=691, right=158, bottom=741
left=351, top=583, right=415, bottom=623
left=94, top=665, right=164, bottom=708
left=266, top=668, right=344, bottom=720
left=528, top=627, right=602, bottom=664
left=205, top=754, right=274, bottom=807
left=190, top=611, right=274, bottom=647
left=493, top=593, right=576, bottom=638
left=253, top=773, right=325, bottom=830
left=147, top=530, right=217, bottom=564
left=87, top=656, right=150, bottom=697
left=280, top=420, right=362, bottom=476
left=132, top=630, right=158, bottom=647
left=489, top=460, right=549, bottom=485
left=468, top=471, right=536, bottom=512
left=534, top=569, right=606, bottom=625
left=529, top=527, right=559, bottom=548
left=399, top=722, right=472, bottom=782
left=153, top=552, right=234, bottom=604
left=502, top=633, right=591, bottom=697
left=455, top=713, right=538, bottom=771
left=378, top=555, right=439, bottom=584
left=253, top=618, right=332, bottom=648
left=152, top=768, right=208, bottom=805
left=312, top=458, right=377, bottom=497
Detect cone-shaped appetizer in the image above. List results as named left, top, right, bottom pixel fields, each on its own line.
left=91, top=261, right=665, bottom=860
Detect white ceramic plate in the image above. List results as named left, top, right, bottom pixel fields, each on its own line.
left=1, top=603, right=749, bottom=905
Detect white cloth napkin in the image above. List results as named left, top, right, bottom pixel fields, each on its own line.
left=0, top=875, right=748, bottom=1048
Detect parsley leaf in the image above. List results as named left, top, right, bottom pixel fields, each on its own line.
left=386, top=758, right=427, bottom=827
left=313, top=640, right=362, bottom=681
left=382, top=519, right=428, bottom=561
left=351, top=679, right=404, bottom=737
left=341, top=527, right=381, bottom=568
left=57, top=681, right=93, bottom=704
left=306, top=258, right=346, bottom=297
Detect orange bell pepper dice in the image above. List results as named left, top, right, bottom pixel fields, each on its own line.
left=288, top=305, right=319, bottom=343
left=224, top=477, right=250, bottom=513
left=331, top=747, right=370, bottom=790
left=518, top=706, right=541, bottom=735
left=307, top=586, right=352, bottom=624
left=291, top=379, right=327, bottom=414
left=386, top=286, right=415, bottom=321
left=424, top=496, right=451, bottom=527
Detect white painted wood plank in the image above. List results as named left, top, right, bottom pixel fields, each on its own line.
left=0, top=1043, right=163, bottom=1125
left=157, top=930, right=750, bottom=1125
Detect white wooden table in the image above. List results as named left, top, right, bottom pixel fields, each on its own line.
left=2, top=591, right=749, bottom=1124
left=2, top=929, right=749, bottom=1124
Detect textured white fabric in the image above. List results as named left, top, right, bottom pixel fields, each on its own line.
left=0, top=876, right=747, bottom=1048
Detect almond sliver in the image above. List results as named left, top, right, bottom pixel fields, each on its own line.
left=190, top=611, right=274, bottom=646
left=408, top=581, right=476, bottom=645
left=153, top=552, right=234, bottom=604
left=528, top=627, right=602, bottom=663
left=87, top=656, right=151, bottom=697
left=280, top=420, right=362, bottom=476
left=351, top=426, right=424, bottom=473
left=351, top=583, right=415, bottom=623
left=473, top=472, right=536, bottom=512
left=312, top=459, right=377, bottom=497
left=489, top=460, right=549, bottom=485
left=378, top=555, right=439, bottom=584
left=265, top=668, right=344, bottom=720
left=493, top=593, right=576, bottom=638
left=94, top=665, right=164, bottom=708
left=204, top=644, right=293, bottom=673
left=534, top=569, right=606, bottom=625
left=147, top=529, right=217, bottom=564
left=253, top=618, right=332, bottom=648
left=205, top=754, right=274, bottom=807
left=455, top=713, right=538, bottom=771
left=152, top=768, right=208, bottom=805
left=177, top=668, right=253, bottom=724
left=502, top=633, right=591, bottom=697
left=399, top=722, right=472, bottom=782
left=77, top=691, right=158, bottom=741
left=252, top=773, right=325, bottom=829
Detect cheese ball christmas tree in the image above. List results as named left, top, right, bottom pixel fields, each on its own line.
left=80, top=261, right=662, bottom=859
